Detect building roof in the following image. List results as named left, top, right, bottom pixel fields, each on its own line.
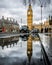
left=0, top=18, right=19, bottom=26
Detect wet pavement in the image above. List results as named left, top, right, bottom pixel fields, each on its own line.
left=0, top=34, right=52, bottom=65
left=39, top=34, right=52, bottom=65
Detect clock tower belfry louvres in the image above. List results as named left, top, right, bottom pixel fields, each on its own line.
left=27, top=3, right=33, bottom=30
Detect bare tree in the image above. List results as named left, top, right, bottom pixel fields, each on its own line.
left=38, top=0, right=50, bottom=7
left=23, top=0, right=26, bottom=6
left=23, top=0, right=35, bottom=6
left=32, top=0, right=35, bottom=5
left=23, top=0, right=50, bottom=6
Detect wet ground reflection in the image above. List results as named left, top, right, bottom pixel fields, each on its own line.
left=0, top=34, right=52, bottom=65
left=40, top=34, right=52, bottom=65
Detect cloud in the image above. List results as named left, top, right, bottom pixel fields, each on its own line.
left=0, top=0, right=52, bottom=24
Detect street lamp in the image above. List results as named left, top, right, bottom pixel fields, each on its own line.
left=41, top=4, right=43, bottom=31
left=39, top=0, right=43, bottom=32
left=21, top=18, right=22, bottom=27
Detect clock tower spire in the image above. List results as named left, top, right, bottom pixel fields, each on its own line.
left=27, top=1, right=33, bottom=30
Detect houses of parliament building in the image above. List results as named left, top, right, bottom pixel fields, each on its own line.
left=27, top=2, right=52, bottom=33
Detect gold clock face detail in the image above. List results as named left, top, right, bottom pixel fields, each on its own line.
left=28, top=12, right=31, bottom=15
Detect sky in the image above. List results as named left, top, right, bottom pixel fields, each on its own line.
left=0, top=0, right=52, bottom=25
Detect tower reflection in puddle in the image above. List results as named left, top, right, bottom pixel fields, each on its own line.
left=27, top=35, right=32, bottom=65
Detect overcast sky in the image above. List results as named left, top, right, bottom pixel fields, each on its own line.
left=0, top=0, right=52, bottom=24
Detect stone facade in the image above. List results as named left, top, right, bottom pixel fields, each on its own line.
left=27, top=4, right=33, bottom=30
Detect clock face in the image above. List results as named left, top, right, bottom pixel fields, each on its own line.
left=28, top=12, right=30, bottom=15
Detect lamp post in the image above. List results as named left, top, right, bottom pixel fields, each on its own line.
left=41, top=4, right=43, bottom=32
left=21, top=18, right=22, bottom=27
left=39, top=0, right=43, bottom=33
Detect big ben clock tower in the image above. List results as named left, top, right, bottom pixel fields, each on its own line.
left=27, top=3, right=33, bottom=30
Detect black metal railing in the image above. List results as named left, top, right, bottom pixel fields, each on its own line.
left=38, top=34, right=51, bottom=65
